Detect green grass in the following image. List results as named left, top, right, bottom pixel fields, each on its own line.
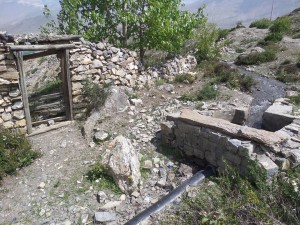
left=155, top=78, right=168, bottom=86
left=289, top=95, right=300, bottom=106
left=181, top=83, right=219, bottom=102
left=162, top=163, right=300, bottom=225
left=32, top=80, right=62, bottom=97
left=249, top=18, right=272, bottom=29
left=235, top=47, right=277, bottom=65
left=174, top=73, right=196, bottom=84
left=209, top=63, right=255, bottom=91
left=0, top=129, right=40, bottom=180
left=86, top=162, right=122, bottom=195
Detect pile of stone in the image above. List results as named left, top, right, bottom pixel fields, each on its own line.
left=69, top=40, right=197, bottom=119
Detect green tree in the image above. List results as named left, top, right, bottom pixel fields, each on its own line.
left=43, top=0, right=205, bottom=65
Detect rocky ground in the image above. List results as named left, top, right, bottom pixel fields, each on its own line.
left=1, top=25, right=300, bottom=225
left=0, top=76, right=253, bottom=225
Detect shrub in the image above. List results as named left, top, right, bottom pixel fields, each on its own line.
left=249, top=18, right=272, bottom=29
left=196, top=84, right=219, bottom=100
left=162, top=163, right=300, bottom=225
left=276, top=71, right=300, bottom=83
left=86, top=163, right=122, bottom=194
left=235, top=48, right=277, bottom=65
left=0, top=129, right=40, bottom=180
left=217, top=28, right=230, bottom=40
left=33, top=79, right=62, bottom=96
left=174, top=73, right=196, bottom=84
left=269, top=16, right=291, bottom=34
left=83, top=80, right=110, bottom=111
left=155, top=78, right=167, bottom=86
left=181, top=83, right=219, bottom=102
left=264, top=32, right=283, bottom=43
left=194, top=23, right=220, bottom=62
left=210, top=63, right=255, bottom=91
left=239, top=74, right=255, bottom=92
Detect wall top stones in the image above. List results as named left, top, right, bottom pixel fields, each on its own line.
left=167, top=109, right=287, bottom=149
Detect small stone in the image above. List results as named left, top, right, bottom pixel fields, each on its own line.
left=119, top=194, right=126, bottom=201
left=39, top=209, right=46, bottom=216
left=100, top=201, right=122, bottom=209
left=96, top=191, right=107, bottom=203
left=94, top=212, right=116, bottom=223
left=9, top=89, right=20, bottom=98
left=11, top=101, right=23, bottom=110
left=152, top=158, right=160, bottom=164
left=143, top=160, right=153, bottom=169
left=48, top=120, right=55, bottom=126
left=2, top=112, right=12, bottom=121
left=94, top=131, right=109, bottom=142
left=81, top=214, right=89, bottom=224
left=38, top=182, right=46, bottom=189
left=89, top=142, right=96, bottom=148
left=60, top=140, right=67, bottom=148
left=131, top=191, right=140, bottom=198
left=13, top=110, right=24, bottom=120
left=62, top=220, right=72, bottom=225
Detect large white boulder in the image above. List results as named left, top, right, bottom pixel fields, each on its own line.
left=102, top=136, right=141, bottom=192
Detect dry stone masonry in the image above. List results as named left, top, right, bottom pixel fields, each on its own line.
left=0, top=32, right=197, bottom=130
left=161, top=109, right=300, bottom=177
left=0, top=35, right=26, bottom=132
left=69, top=40, right=197, bottom=119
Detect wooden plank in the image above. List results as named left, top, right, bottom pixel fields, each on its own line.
left=31, top=101, right=64, bottom=111
left=23, top=49, right=58, bottom=61
left=29, top=92, right=63, bottom=103
left=15, top=51, right=32, bottom=134
left=62, top=49, right=73, bottom=120
left=28, top=121, right=72, bottom=137
left=10, top=44, right=75, bottom=51
left=31, top=116, right=66, bottom=126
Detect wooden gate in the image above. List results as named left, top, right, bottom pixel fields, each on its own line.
left=12, top=44, right=74, bottom=134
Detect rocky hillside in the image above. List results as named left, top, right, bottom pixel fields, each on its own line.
left=0, top=7, right=300, bottom=225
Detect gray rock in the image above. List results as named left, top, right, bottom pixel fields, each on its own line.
left=102, top=136, right=141, bottom=192
left=96, top=42, right=105, bottom=50
left=100, top=201, right=122, bottom=209
left=11, top=101, right=23, bottom=110
left=94, top=131, right=109, bottom=142
left=9, top=89, right=20, bottom=98
left=256, top=154, right=279, bottom=178
left=92, top=59, right=103, bottom=68
left=13, top=110, right=25, bottom=120
left=94, top=212, right=116, bottom=223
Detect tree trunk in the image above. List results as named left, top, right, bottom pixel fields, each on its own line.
left=139, top=0, right=146, bottom=66
left=121, top=1, right=128, bottom=47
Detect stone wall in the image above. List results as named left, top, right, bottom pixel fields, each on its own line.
left=69, top=40, right=197, bottom=119
left=0, top=43, right=26, bottom=132
left=0, top=33, right=197, bottom=130
left=161, top=109, right=300, bottom=177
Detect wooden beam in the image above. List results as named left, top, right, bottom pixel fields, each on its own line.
left=10, top=44, right=75, bottom=51
left=23, top=49, right=58, bottom=61
left=15, top=51, right=32, bottom=134
left=61, top=49, right=73, bottom=121
left=32, top=116, right=66, bottom=126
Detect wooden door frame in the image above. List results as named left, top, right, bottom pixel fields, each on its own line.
left=14, top=46, right=74, bottom=134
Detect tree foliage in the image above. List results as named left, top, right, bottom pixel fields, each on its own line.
left=42, top=0, right=205, bottom=64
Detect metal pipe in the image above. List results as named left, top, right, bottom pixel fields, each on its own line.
left=125, top=167, right=214, bottom=225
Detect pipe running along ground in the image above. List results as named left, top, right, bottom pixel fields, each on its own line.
left=125, top=167, right=214, bottom=225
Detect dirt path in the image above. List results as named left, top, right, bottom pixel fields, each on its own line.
left=0, top=124, right=100, bottom=225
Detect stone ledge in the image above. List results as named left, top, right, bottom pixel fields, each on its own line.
left=167, top=109, right=287, bottom=148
